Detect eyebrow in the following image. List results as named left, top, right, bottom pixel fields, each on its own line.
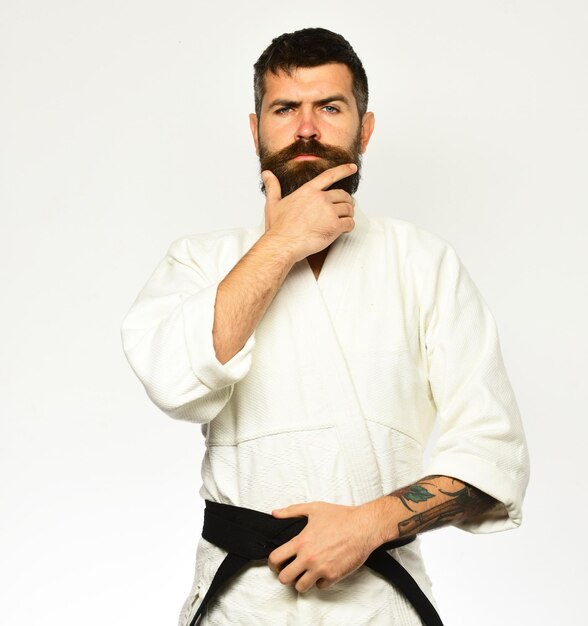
left=266, top=94, right=352, bottom=110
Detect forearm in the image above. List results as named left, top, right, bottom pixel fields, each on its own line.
left=212, top=164, right=357, bottom=364
left=212, top=232, right=295, bottom=364
left=364, top=475, right=497, bottom=549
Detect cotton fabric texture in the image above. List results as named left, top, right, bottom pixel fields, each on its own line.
left=121, top=208, right=529, bottom=625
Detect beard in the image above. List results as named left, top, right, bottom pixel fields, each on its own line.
left=258, top=133, right=362, bottom=198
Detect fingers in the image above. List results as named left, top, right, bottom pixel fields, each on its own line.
left=316, top=578, right=334, bottom=590
left=278, top=558, right=307, bottom=588
left=262, top=170, right=282, bottom=204
left=268, top=542, right=296, bottom=574
left=324, top=188, right=354, bottom=205
left=280, top=562, right=330, bottom=593
left=309, top=163, right=358, bottom=191
left=339, top=216, right=355, bottom=233
left=333, top=202, right=354, bottom=218
left=293, top=570, right=321, bottom=594
left=273, top=548, right=320, bottom=593
left=273, top=557, right=333, bottom=594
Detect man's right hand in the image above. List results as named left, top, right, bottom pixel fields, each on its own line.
left=213, top=163, right=356, bottom=364
left=262, top=163, right=357, bottom=263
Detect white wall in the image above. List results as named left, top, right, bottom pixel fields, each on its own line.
left=1, top=1, right=585, bottom=624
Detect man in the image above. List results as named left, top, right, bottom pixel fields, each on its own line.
left=121, top=28, right=529, bottom=625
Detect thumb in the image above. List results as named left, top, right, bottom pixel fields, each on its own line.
left=262, top=170, right=282, bottom=204
left=272, top=503, right=309, bottom=518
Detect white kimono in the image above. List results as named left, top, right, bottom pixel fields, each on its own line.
left=121, top=208, right=529, bottom=625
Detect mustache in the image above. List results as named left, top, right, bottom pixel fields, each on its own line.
left=264, top=138, right=356, bottom=163
left=258, top=133, right=362, bottom=197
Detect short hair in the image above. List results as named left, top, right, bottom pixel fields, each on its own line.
left=253, top=27, right=368, bottom=119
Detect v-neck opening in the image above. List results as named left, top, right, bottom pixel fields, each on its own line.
left=298, top=206, right=368, bottom=320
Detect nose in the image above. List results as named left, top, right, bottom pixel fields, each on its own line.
left=295, top=109, right=320, bottom=142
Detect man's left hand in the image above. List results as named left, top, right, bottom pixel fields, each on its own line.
left=268, top=501, right=381, bottom=593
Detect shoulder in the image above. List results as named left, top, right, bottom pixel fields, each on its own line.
left=364, top=213, right=459, bottom=267
left=166, top=225, right=262, bottom=267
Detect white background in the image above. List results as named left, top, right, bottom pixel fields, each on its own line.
left=1, top=1, right=586, bottom=624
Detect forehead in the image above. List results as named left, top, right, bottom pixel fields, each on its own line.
left=262, top=63, right=355, bottom=107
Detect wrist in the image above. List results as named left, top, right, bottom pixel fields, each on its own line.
left=261, top=230, right=301, bottom=265
left=360, top=496, right=400, bottom=551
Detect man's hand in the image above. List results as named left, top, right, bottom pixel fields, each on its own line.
left=266, top=478, right=497, bottom=594
left=268, top=501, right=380, bottom=593
left=263, top=163, right=357, bottom=263
left=212, top=163, right=356, bottom=364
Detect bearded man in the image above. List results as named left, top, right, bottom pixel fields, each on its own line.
left=121, top=28, right=529, bottom=625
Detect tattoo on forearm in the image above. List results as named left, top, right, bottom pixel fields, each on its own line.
left=392, top=476, right=496, bottom=538
left=397, top=481, right=437, bottom=512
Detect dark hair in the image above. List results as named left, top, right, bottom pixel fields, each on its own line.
left=253, top=27, right=368, bottom=119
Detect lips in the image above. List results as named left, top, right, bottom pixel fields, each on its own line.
left=258, top=135, right=362, bottom=197
left=283, top=139, right=334, bottom=160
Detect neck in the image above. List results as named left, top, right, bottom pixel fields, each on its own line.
left=307, top=247, right=329, bottom=280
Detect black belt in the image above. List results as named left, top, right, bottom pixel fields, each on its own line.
left=188, top=500, right=443, bottom=625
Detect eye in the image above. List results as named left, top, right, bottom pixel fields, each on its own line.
left=275, top=106, right=293, bottom=115
left=322, top=105, right=339, bottom=113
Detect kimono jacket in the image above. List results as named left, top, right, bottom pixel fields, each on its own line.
left=121, top=208, right=529, bottom=625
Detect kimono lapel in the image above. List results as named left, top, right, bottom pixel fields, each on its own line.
left=280, top=208, right=383, bottom=505
left=314, top=207, right=370, bottom=318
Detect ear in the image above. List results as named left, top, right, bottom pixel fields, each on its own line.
left=359, top=112, right=375, bottom=154
left=249, top=113, right=260, bottom=155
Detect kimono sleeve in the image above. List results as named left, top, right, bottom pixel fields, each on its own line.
left=421, top=244, right=529, bottom=533
left=120, top=237, right=255, bottom=423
